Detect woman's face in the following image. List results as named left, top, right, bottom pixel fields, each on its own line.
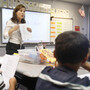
left=16, top=7, right=25, bottom=21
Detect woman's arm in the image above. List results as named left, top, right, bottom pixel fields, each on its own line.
left=4, top=20, right=19, bottom=38
left=8, top=25, right=19, bottom=36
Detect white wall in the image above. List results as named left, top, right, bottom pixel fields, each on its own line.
left=30, top=0, right=89, bottom=37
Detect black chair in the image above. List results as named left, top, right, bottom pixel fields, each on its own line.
left=15, top=71, right=38, bottom=90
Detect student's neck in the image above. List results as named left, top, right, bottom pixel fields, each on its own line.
left=61, top=63, right=81, bottom=72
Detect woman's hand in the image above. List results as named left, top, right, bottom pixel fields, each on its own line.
left=13, top=25, right=19, bottom=31
left=8, top=25, right=19, bottom=36
left=27, top=27, right=32, bottom=32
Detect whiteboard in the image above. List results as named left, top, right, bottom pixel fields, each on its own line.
left=50, top=18, right=73, bottom=43
left=2, top=8, right=50, bottom=43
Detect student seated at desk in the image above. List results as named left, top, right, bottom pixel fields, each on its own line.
left=35, top=31, right=90, bottom=90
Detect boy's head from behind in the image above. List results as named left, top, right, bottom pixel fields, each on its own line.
left=55, top=31, right=89, bottom=64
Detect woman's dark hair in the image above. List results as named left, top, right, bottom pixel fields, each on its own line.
left=55, top=31, right=89, bottom=64
left=11, top=4, right=26, bottom=23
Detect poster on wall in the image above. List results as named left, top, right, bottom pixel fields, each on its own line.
left=75, top=26, right=80, bottom=32
left=51, top=18, right=73, bottom=43
left=2, top=0, right=8, bottom=7
left=13, top=0, right=17, bottom=8
left=24, top=0, right=30, bottom=10
left=28, top=2, right=35, bottom=11
left=8, top=0, right=13, bottom=8
left=50, top=8, right=69, bottom=18
left=0, top=0, right=2, bottom=7
left=50, top=21, right=56, bottom=43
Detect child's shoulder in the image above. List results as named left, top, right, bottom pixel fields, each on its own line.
left=41, top=66, right=54, bottom=74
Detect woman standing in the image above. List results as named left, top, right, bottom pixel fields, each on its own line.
left=4, top=4, right=32, bottom=55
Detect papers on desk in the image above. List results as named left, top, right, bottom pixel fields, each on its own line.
left=1, top=54, right=19, bottom=89
left=19, top=24, right=32, bottom=41
left=0, top=56, right=4, bottom=65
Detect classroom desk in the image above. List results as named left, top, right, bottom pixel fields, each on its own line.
left=16, top=61, right=89, bottom=77
left=0, top=54, right=89, bottom=90
left=15, top=61, right=47, bottom=90
left=15, top=61, right=56, bottom=90
left=16, top=62, right=46, bottom=77
left=15, top=61, right=90, bottom=90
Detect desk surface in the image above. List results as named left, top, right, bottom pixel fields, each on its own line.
left=16, top=62, right=46, bottom=77
left=16, top=61, right=90, bottom=78
left=0, top=56, right=89, bottom=78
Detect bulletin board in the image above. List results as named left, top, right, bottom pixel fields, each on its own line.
left=50, top=18, right=73, bottom=43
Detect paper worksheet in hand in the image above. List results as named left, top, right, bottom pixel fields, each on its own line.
left=1, top=54, right=19, bottom=89
left=19, top=24, right=32, bottom=41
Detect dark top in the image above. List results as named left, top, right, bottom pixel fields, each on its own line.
left=35, top=66, right=90, bottom=90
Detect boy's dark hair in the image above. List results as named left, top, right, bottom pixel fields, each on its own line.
left=11, top=4, right=26, bottom=23
left=55, top=31, right=89, bottom=64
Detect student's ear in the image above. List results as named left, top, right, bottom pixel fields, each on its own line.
left=82, top=53, right=89, bottom=64
left=53, top=50, right=56, bottom=58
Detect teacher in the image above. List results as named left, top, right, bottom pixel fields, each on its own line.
left=4, top=4, right=32, bottom=55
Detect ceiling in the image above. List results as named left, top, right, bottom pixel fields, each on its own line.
left=57, top=0, right=90, bottom=5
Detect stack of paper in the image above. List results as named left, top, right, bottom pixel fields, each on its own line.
left=1, top=54, right=19, bottom=89
left=19, top=24, right=32, bottom=41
